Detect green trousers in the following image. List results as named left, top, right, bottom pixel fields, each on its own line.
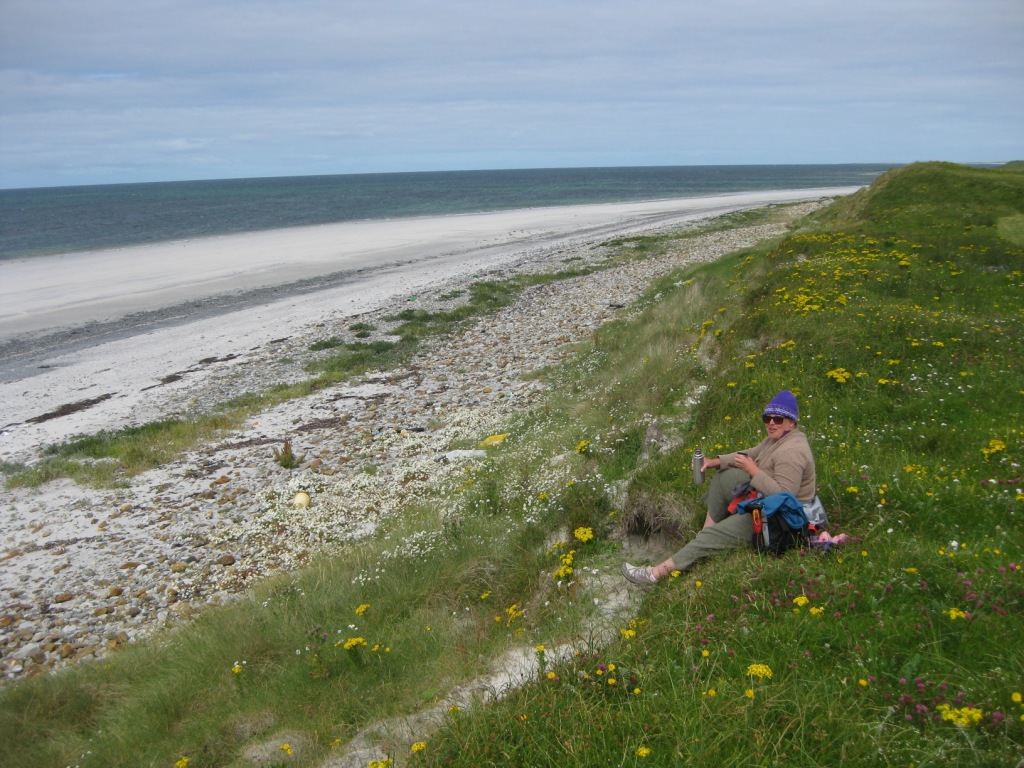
left=671, top=468, right=752, bottom=571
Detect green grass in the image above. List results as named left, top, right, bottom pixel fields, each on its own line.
left=2, top=163, right=1022, bottom=767
left=998, top=213, right=1024, bottom=246
left=4, top=412, right=247, bottom=488
left=601, top=202, right=800, bottom=254
left=308, top=336, right=344, bottom=351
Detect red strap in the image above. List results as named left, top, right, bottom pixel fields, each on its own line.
left=728, top=489, right=759, bottom=513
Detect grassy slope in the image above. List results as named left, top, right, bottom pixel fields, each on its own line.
left=1, top=163, right=1021, bottom=768
left=426, top=162, right=1024, bottom=767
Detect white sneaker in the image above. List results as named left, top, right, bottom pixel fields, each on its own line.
left=621, top=562, right=657, bottom=585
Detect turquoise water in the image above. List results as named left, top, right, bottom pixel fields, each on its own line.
left=0, top=165, right=892, bottom=261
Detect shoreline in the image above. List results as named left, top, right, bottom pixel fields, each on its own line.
left=0, top=188, right=857, bottom=345
left=0, top=193, right=845, bottom=682
left=0, top=189, right=858, bottom=456
left=0, top=202, right=708, bottom=381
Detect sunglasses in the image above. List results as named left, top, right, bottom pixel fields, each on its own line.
left=762, top=414, right=787, bottom=424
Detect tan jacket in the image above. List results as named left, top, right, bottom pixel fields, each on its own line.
left=719, top=428, right=816, bottom=502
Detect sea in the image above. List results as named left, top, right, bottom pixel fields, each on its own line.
left=0, top=164, right=894, bottom=262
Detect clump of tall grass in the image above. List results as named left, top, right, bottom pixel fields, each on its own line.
left=4, top=412, right=246, bottom=488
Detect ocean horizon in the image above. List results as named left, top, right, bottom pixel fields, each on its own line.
left=0, top=164, right=895, bottom=262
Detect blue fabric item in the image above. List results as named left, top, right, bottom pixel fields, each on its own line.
left=736, top=492, right=809, bottom=531
left=763, top=390, right=799, bottom=421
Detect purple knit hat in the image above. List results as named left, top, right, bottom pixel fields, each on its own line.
left=763, top=390, right=799, bottom=422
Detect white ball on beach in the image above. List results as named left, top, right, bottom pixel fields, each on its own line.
left=293, top=492, right=311, bottom=509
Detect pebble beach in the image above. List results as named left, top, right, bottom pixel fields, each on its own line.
left=0, top=192, right=845, bottom=681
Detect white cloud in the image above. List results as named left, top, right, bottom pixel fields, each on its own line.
left=1, top=0, right=1021, bottom=186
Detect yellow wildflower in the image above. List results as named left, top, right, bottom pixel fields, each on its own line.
left=573, top=526, right=594, bottom=542
left=479, top=433, right=509, bottom=447
left=937, top=704, right=983, bottom=727
left=982, top=439, right=1006, bottom=458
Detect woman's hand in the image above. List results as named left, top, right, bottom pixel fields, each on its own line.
left=701, top=457, right=721, bottom=472
left=734, top=452, right=759, bottom=477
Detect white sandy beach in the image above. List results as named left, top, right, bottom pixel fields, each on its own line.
left=0, top=189, right=852, bottom=340
left=0, top=188, right=855, bottom=457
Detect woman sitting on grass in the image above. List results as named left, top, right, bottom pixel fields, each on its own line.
left=621, top=390, right=816, bottom=585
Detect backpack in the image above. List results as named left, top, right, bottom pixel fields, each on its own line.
left=736, top=492, right=810, bottom=556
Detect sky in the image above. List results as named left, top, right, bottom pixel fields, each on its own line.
left=1, top=0, right=1021, bottom=189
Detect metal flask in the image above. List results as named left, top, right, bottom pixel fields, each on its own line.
left=692, top=448, right=705, bottom=484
